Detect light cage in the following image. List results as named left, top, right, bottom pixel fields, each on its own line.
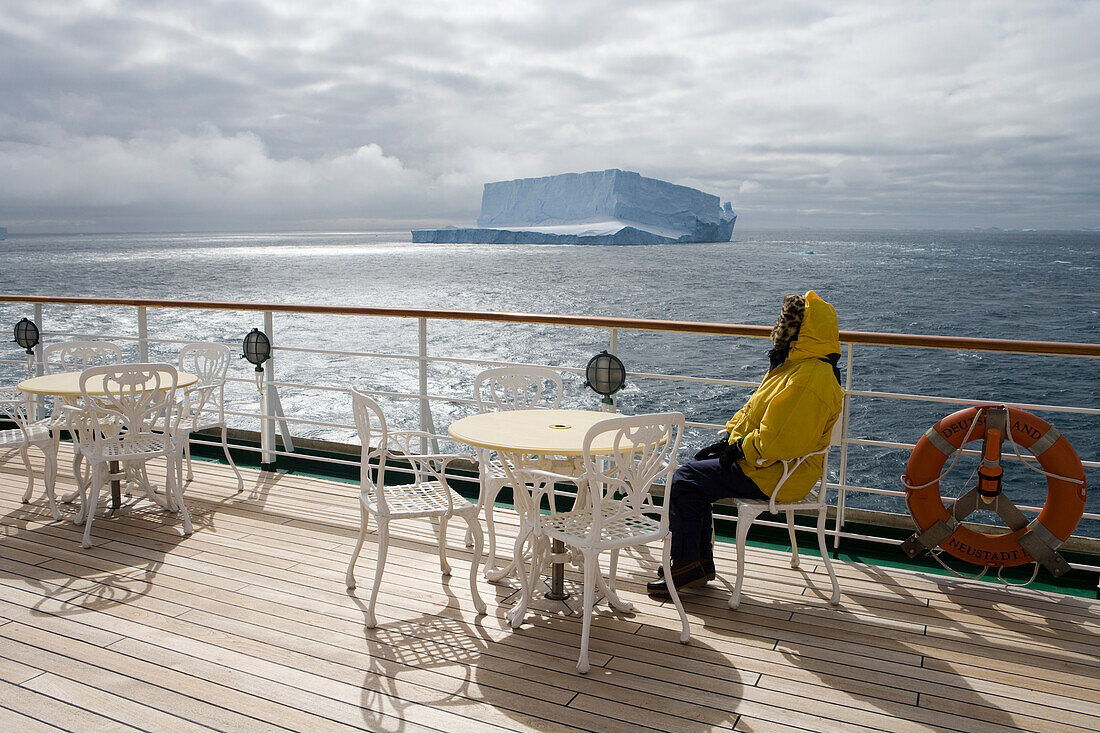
left=13, top=318, right=39, bottom=353
left=584, top=350, right=626, bottom=397
left=242, top=328, right=271, bottom=370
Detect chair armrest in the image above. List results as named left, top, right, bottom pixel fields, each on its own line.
left=510, top=468, right=588, bottom=514
left=767, top=445, right=831, bottom=513
left=389, top=451, right=471, bottom=464
left=388, top=429, right=445, bottom=440
left=181, top=383, right=219, bottom=415
left=387, top=430, right=473, bottom=460
left=384, top=430, right=476, bottom=487
left=60, top=404, right=101, bottom=441
left=513, top=468, right=584, bottom=485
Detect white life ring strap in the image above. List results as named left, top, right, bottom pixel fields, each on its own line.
left=1029, top=425, right=1061, bottom=456
left=900, top=517, right=958, bottom=558
left=902, top=413, right=984, bottom=492
left=1001, top=420, right=1086, bottom=486
left=1018, top=519, right=1072, bottom=577
left=924, top=425, right=957, bottom=456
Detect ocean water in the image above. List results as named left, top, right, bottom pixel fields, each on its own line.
left=1, top=229, right=1097, bottom=536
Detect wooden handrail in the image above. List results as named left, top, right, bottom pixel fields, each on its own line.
left=2, top=294, right=1098, bottom=357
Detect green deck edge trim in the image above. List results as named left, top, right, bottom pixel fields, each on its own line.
left=188, top=439, right=1100, bottom=600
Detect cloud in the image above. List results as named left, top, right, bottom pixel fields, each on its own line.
left=822, top=159, right=888, bottom=191
left=1, top=0, right=1098, bottom=230
left=0, top=123, right=490, bottom=228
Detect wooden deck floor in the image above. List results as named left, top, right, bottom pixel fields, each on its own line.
left=1, top=447, right=1098, bottom=733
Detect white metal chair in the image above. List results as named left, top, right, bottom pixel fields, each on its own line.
left=64, top=364, right=190, bottom=548
left=0, top=388, right=61, bottom=520
left=728, top=419, right=843, bottom=609
left=42, top=340, right=125, bottom=496
left=471, top=366, right=564, bottom=577
left=345, top=389, right=486, bottom=627
left=507, top=412, right=691, bottom=673
left=43, top=340, right=124, bottom=375
left=177, top=342, right=243, bottom=491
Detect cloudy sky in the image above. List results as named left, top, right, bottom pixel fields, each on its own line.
left=2, top=0, right=1098, bottom=232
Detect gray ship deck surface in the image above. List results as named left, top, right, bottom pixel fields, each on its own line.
left=1, top=447, right=1098, bottom=732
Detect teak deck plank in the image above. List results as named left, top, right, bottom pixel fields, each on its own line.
left=1, top=447, right=1099, bottom=732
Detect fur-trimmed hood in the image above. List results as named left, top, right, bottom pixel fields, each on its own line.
left=789, top=290, right=841, bottom=363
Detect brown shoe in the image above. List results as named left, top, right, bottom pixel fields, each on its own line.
left=647, top=560, right=710, bottom=598
left=657, top=558, right=716, bottom=581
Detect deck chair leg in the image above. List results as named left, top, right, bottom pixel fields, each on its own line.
left=663, top=535, right=691, bottom=644
left=51, top=429, right=62, bottom=472
left=577, top=551, right=598, bottom=674
left=185, top=442, right=193, bottom=482
left=72, top=468, right=87, bottom=525
left=82, top=465, right=102, bottom=548
left=463, top=476, right=485, bottom=549
left=174, top=449, right=183, bottom=504
left=816, top=508, right=841, bottom=605
left=480, top=484, right=502, bottom=568
left=608, top=548, right=620, bottom=595
left=221, top=425, right=244, bottom=492
left=19, top=447, right=34, bottom=503
left=463, top=512, right=487, bottom=615
left=508, top=528, right=536, bottom=628
left=63, top=452, right=83, bottom=503
left=437, top=516, right=452, bottom=576
left=128, top=460, right=144, bottom=498
left=170, top=456, right=193, bottom=535
left=346, top=502, right=370, bottom=589
left=154, top=459, right=175, bottom=511
left=598, top=556, right=633, bottom=611
left=730, top=505, right=760, bottom=609
left=466, top=461, right=486, bottom=549
left=786, top=510, right=800, bottom=569
left=43, top=445, right=61, bottom=520
left=366, top=522, right=390, bottom=628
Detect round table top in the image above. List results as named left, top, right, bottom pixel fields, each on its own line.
left=18, top=369, right=199, bottom=397
left=448, top=408, right=622, bottom=456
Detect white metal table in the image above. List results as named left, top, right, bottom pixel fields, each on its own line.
left=18, top=368, right=198, bottom=512
left=448, top=408, right=618, bottom=604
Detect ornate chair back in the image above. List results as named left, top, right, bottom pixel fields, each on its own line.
left=0, top=388, right=35, bottom=440
left=43, top=340, right=123, bottom=374
left=580, top=412, right=684, bottom=544
left=474, top=366, right=563, bottom=412
left=0, top=386, right=61, bottom=519
left=79, top=363, right=180, bottom=441
left=178, top=342, right=231, bottom=425
left=351, top=389, right=392, bottom=514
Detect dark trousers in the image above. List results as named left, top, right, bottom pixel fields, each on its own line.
left=668, top=458, right=768, bottom=562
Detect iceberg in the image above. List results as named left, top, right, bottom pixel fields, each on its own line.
left=412, top=169, right=736, bottom=244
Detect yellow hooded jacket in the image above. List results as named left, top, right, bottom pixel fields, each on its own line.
left=724, top=290, right=843, bottom=503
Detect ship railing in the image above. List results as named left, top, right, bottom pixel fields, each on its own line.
left=1, top=295, right=1097, bottom=579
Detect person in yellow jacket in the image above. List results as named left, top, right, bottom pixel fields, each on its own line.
left=648, top=290, right=843, bottom=597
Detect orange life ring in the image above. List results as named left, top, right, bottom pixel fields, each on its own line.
left=903, top=405, right=1087, bottom=567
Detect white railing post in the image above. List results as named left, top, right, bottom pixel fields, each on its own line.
left=30, top=303, right=43, bottom=420
left=605, top=327, right=619, bottom=412
left=418, top=317, right=437, bottom=452
left=272, top=387, right=295, bottom=455
left=137, top=306, right=149, bottom=362
left=260, top=311, right=277, bottom=471
left=33, top=303, right=43, bottom=377
left=834, top=343, right=854, bottom=549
